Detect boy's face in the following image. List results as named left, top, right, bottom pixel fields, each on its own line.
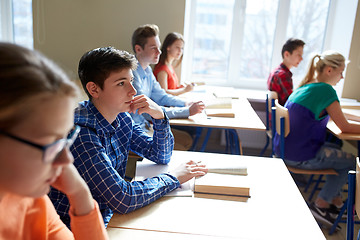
left=285, top=46, right=304, bottom=68
left=137, top=36, right=161, bottom=65
left=98, top=68, right=137, bottom=114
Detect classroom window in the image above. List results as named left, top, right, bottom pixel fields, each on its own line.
left=183, top=0, right=334, bottom=90
left=0, top=0, right=33, bottom=49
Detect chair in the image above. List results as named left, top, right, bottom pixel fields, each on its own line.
left=273, top=99, right=338, bottom=201
left=345, top=157, right=360, bottom=240
left=260, top=91, right=278, bottom=157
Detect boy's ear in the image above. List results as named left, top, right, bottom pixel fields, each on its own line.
left=86, top=82, right=100, bottom=99
left=283, top=51, right=290, bottom=58
left=134, top=44, right=142, bottom=54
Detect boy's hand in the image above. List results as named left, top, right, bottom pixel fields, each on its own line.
left=129, top=94, right=164, bottom=119
left=169, top=160, right=208, bottom=184
left=187, top=101, right=205, bottom=116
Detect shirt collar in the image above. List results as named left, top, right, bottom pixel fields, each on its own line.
left=87, top=100, right=120, bottom=135
left=136, top=61, right=152, bottom=79
left=280, top=63, right=292, bottom=76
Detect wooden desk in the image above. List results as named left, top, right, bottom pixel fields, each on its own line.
left=170, top=86, right=266, bottom=154
left=327, top=108, right=360, bottom=155
left=107, top=151, right=325, bottom=240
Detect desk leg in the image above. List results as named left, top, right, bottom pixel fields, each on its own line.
left=190, top=127, right=203, bottom=151
left=227, top=129, right=242, bottom=155
left=199, top=128, right=212, bottom=152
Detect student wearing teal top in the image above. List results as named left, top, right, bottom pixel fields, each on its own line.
left=274, top=51, right=360, bottom=227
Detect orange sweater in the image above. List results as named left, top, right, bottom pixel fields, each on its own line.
left=0, top=194, right=108, bottom=240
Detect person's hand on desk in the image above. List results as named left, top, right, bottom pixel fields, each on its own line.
left=183, top=83, right=195, bottom=93
left=187, top=101, right=205, bottom=116
left=169, top=160, right=208, bottom=184
left=129, top=94, right=165, bottom=119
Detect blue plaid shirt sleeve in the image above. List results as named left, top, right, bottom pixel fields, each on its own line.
left=73, top=127, right=180, bottom=216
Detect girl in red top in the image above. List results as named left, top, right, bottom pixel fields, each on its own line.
left=154, top=32, right=194, bottom=96
left=0, top=43, right=108, bottom=240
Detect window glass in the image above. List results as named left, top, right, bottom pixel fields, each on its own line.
left=238, top=0, right=278, bottom=80
left=191, top=0, right=235, bottom=82
left=13, top=0, right=33, bottom=49
left=286, top=0, right=330, bottom=86
left=185, top=0, right=331, bottom=90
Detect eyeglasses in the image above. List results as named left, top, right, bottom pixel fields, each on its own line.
left=0, top=125, right=80, bottom=164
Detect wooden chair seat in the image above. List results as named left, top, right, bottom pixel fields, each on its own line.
left=286, top=166, right=338, bottom=176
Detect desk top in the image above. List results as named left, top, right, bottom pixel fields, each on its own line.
left=327, top=109, right=360, bottom=141
left=107, top=151, right=325, bottom=240
left=170, top=86, right=265, bottom=131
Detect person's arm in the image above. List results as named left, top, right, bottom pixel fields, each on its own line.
left=276, top=74, right=293, bottom=105
left=130, top=112, right=174, bottom=165
left=49, top=164, right=108, bottom=240
left=148, top=71, right=186, bottom=107
left=157, top=71, right=192, bottom=96
left=326, top=101, right=360, bottom=133
left=72, top=128, right=179, bottom=215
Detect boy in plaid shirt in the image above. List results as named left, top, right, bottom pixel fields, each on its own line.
left=267, top=38, right=305, bottom=105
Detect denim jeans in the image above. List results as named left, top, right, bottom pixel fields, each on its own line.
left=284, top=142, right=355, bottom=203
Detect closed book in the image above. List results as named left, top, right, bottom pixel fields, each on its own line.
left=194, top=173, right=250, bottom=198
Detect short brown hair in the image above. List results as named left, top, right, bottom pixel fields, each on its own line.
left=281, top=38, right=305, bottom=58
left=78, top=46, right=137, bottom=99
left=131, top=24, right=159, bottom=52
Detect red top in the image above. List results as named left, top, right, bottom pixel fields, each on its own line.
left=267, top=63, right=293, bottom=106
left=153, top=63, right=180, bottom=90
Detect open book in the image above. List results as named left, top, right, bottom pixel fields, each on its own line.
left=207, top=166, right=247, bottom=175
left=194, top=172, right=250, bottom=198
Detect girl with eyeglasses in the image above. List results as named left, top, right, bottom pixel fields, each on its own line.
left=0, top=43, right=108, bottom=239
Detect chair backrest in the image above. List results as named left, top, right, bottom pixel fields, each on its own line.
left=266, top=91, right=278, bottom=156
left=273, top=99, right=290, bottom=160
left=346, top=157, right=360, bottom=240
left=356, top=157, right=360, bottom=219
left=266, top=91, right=278, bottom=113
left=274, top=99, right=290, bottom=137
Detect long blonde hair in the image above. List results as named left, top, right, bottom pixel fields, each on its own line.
left=298, top=50, right=345, bottom=87
left=0, top=43, right=79, bottom=129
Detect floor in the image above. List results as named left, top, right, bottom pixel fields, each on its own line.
left=297, top=177, right=360, bottom=240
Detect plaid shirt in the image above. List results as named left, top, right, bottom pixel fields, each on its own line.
left=267, top=63, right=293, bottom=106
left=130, top=62, right=189, bottom=130
left=49, top=101, right=178, bottom=227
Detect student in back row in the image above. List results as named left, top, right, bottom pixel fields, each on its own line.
left=130, top=24, right=205, bottom=150
left=0, top=43, right=107, bottom=239
left=154, top=32, right=195, bottom=96
left=49, top=46, right=208, bottom=227
left=274, top=50, right=360, bottom=227
left=267, top=38, right=305, bottom=105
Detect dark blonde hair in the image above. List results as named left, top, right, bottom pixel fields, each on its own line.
left=131, top=24, right=159, bottom=53
left=0, top=43, right=78, bottom=129
left=298, top=50, right=345, bottom=87
left=158, top=32, right=184, bottom=68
